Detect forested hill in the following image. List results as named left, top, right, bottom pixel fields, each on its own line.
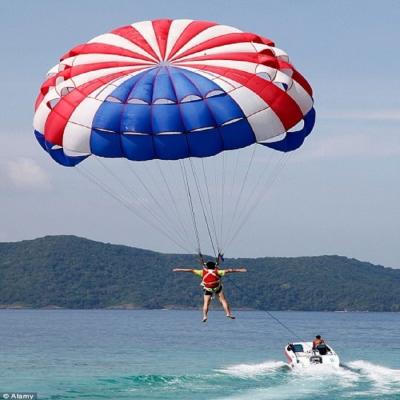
left=0, top=235, right=399, bottom=311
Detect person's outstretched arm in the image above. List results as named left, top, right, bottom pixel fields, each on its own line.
left=173, top=268, right=196, bottom=273
left=223, top=268, right=247, bottom=274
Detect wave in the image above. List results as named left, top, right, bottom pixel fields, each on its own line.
left=121, top=374, right=189, bottom=385
left=217, top=360, right=288, bottom=378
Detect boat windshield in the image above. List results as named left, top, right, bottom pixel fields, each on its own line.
left=292, top=344, right=304, bottom=353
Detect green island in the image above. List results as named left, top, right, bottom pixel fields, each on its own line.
left=0, top=235, right=399, bottom=311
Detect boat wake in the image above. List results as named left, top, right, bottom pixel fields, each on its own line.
left=216, top=359, right=400, bottom=399
left=217, top=360, right=288, bottom=378
left=345, top=360, right=400, bottom=395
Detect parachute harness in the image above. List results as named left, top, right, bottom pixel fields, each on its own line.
left=198, top=253, right=225, bottom=299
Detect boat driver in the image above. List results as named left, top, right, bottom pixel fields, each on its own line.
left=312, top=335, right=325, bottom=349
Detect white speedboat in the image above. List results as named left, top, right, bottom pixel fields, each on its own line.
left=284, top=342, right=340, bottom=369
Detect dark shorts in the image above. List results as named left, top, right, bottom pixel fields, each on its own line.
left=203, top=285, right=222, bottom=296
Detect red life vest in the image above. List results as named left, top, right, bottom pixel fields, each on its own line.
left=201, top=267, right=221, bottom=289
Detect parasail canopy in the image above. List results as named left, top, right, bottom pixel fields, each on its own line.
left=33, top=19, right=314, bottom=167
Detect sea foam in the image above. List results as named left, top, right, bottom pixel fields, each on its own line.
left=217, top=360, right=288, bottom=378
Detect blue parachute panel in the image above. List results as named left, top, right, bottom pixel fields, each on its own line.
left=121, top=134, right=155, bottom=161
left=90, top=129, right=123, bottom=157
left=187, top=128, right=224, bottom=157
left=180, top=101, right=215, bottom=131
left=107, top=72, right=148, bottom=103
left=92, top=102, right=124, bottom=133
left=120, top=104, right=152, bottom=133
left=127, top=68, right=158, bottom=104
left=220, top=119, right=255, bottom=150
left=152, top=104, right=185, bottom=133
left=154, top=134, right=189, bottom=160
left=169, top=69, right=202, bottom=101
left=206, top=95, right=244, bottom=125
left=152, top=67, right=177, bottom=103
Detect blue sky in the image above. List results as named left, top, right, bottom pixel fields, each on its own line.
left=0, top=0, right=399, bottom=267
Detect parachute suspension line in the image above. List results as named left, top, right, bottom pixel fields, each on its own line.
left=75, top=165, right=192, bottom=253
left=235, top=148, right=276, bottom=224
left=179, top=159, right=202, bottom=255
left=224, top=148, right=277, bottom=249
left=95, top=158, right=190, bottom=250
left=219, top=151, right=226, bottom=254
left=212, top=155, right=221, bottom=245
left=223, top=145, right=257, bottom=251
left=91, top=162, right=192, bottom=253
left=188, top=157, right=218, bottom=257
left=155, top=160, right=194, bottom=246
left=224, top=148, right=241, bottom=249
left=124, top=160, right=193, bottom=251
left=225, top=152, right=291, bottom=251
left=200, top=158, right=221, bottom=255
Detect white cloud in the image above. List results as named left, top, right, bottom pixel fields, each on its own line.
left=6, top=157, right=50, bottom=188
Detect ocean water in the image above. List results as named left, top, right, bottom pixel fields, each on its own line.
left=1, top=309, right=400, bottom=400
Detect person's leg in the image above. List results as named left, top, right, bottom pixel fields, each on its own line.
left=217, top=291, right=235, bottom=318
left=203, top=294, right=212, bottom=322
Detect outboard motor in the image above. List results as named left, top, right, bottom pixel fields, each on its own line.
left=310, top=355, right=323, bottom=364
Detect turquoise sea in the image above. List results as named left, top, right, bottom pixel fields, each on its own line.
left=1, top=310, right=400, bottom=399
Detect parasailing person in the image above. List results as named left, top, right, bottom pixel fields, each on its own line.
left=173, top=258, right=247, bottom=322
